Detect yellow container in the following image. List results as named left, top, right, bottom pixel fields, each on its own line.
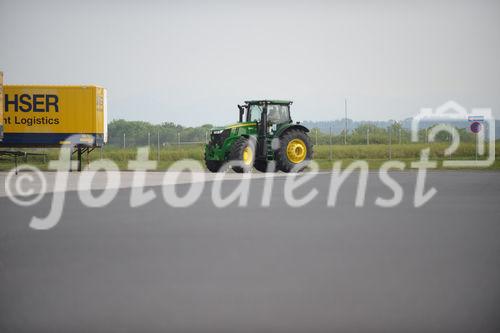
left=2, top=85, right=107, bottom=147
left=0, top=72, right=3, bottom=141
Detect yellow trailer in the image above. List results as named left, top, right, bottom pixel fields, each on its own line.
left=0, top=71, right=3, bottom=142
left=1, top=85, right=107, bottom=147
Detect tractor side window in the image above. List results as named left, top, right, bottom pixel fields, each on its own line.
left=268, top=105, right=290, bottom=124
left=249, top=105, right=262, bottom=122
left=279, top=105, right=291, bottom=123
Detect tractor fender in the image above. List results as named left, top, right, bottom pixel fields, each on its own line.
left=275, top=124, right=310, bottom=138
left=222, top=134, right=256, bottom=151
left=238, top=134, right=258, bottom=142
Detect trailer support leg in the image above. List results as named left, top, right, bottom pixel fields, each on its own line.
left=69, top=146, right=73, bottom=172
left=77, top=147, right=83, bottom=172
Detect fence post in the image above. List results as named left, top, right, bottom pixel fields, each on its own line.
left=449, top=133, right=453, bottom=160
left=344, top=98, right=348, bottom=145
left=475, top=132, right=478, bottom=161
left=177, top=132, right=181, bottom=148
left=329, top=124, right=333, bottom=161
left=148, top=132, right=151, bottom=147
left=157, top=132, right=160, bottom=162
left=205, top=131, right=208, bottom=144
left=388, top=125, right=392, bottom=160
left=123, top=133, right=126, bottom=149
left=399, top=127, right=401, bottom=144
left=367, top=128, right=369, bottom=145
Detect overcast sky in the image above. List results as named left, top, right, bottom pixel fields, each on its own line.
left=1, top=0, right=499, bottom=126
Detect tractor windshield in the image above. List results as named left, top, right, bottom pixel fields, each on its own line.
left=247, top=105, right=262, bottom=122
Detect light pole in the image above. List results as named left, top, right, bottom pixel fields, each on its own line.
left=344, top=98, right=348, bottom=145
left=157, top=132, right=160, bottom=161
left=388, top=121, right=393, bottom=160
left=329, top=124, right=333, bottom=161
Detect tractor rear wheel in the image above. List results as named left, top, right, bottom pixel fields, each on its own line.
left=276, top=129, right=313, bottom=172
left=229, top=136, right=255, bottom=173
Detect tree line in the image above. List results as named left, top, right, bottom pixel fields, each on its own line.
left=108, top=119, right=479, bottom=147
left=108, top=119, right=213, bottom=147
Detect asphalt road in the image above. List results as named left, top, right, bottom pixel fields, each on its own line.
left=1, top=171, right=500, bottom=332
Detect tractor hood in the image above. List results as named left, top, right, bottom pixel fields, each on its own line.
left=211, top=122, right=257, bottom=133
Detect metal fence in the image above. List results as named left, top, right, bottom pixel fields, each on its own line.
left=108, top=131, right=208, bottom=149
left=103, top=126, right=489, bottom=162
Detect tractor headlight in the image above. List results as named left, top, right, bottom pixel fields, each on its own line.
left=212, top=129, right=224, bottom=135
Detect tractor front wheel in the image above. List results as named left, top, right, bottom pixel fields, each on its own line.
left=229, top=137, right=255, bottom=173
left=276, top=129, right=313, bottom=172
left=204, top=145, right=224, bottom=172
left=205, top=159, right=223, bottom=173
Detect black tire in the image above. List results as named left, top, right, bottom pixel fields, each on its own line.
left=229, top=136, right=255, bottom=173
left=254, top=159, right=277, bottom=173
left=205, top=159, right=223, bottom=173
left=276, top=129, right=313, bottom=173
left=204, top=145, right=224, bottom=172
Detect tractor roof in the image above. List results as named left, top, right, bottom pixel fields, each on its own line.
left=245, top=99, right=292, bottom=105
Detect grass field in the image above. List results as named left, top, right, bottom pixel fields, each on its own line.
left=1, top=142, right=499, bottom=171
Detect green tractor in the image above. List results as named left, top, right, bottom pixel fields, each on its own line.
left=204, top=100, right=313, bottom=173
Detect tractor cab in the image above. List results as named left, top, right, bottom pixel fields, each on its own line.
left=238, top=100, right=292, bottom=127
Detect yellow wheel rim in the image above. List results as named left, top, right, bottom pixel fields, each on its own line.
left=242, top=146, right=253, bottom=165
left=286, top=139, right=307, bottom=163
